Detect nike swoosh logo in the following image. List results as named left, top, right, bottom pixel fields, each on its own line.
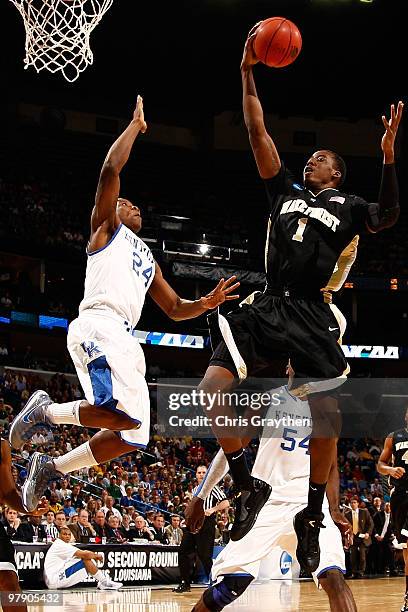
left=329, top=327, right=339, bottom=332
left=231, top=452, right=243, bottom=461
left=22, top=405, right=38, bottom=424
left=310, top=486, right=317, bottom=491
left=308, top=520, right=316, bottom=528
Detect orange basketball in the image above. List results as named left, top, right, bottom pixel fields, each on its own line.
left=253, top=17, right=302, bottom=68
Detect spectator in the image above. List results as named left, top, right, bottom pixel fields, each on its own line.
left=120, top=486, right=136, bottom=511
left=101, top=496, right=122, bottom=521
left=120, top=514, right=137, bottom=541
left=16, top=515, right=47, bottom=543
left=150, top=513, right=169, bottom=544
left=54, top=511, right=68, bottom=532
left=58, top=478, right=72, bottom=501
left=92, top=510, right=109, bottom=542
left=107, top=476, right=122, bottom=502
left=372, top=501, right=397, bottom=576
left=2, top=507, right=21, bottom=539
left=48, top=493, right=63, bottom=515
left=133, top=516, right=154, bottom=541
left=165, top=515, right=183, bottom=545
left=345, top=497, right=374, bottom=578
left=106, top=515, right=127, bottom=544
left=68, top=509, right=96, bottom=543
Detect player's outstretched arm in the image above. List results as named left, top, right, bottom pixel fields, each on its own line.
left=326, top=457, right=353, bottom=548
left=240, top=25, right=281, bottom=179
left=148, top=264, right=240, bottom=321
left=367, top=101, right=403, bottom=233
left=377, top=435, right=405, bottom=478
left=91, top=96, right=147, bottom=235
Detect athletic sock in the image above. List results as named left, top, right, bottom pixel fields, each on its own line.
left=306, top=480, right=327, bottom=515
left=196, top=450, right=229, bottom=500
left=53, top=441, right=97, bottom=474
left=46, top=400, right=82, bottom=426
left=94, top=570, right=105, bottom=582
left=225, top=449, right=252, bottom=491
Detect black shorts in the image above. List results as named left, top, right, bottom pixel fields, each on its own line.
left=390, top=489, right=408, bottom=543
left=0, top=522, right=17, bottom=572
left=208, top=289, right=348, bottom=391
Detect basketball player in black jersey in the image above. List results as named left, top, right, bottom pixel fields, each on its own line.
left=378, top=408, right=408, bottom=611
left=0, top=438, right=47, bottom=612
left=196, top=24, right=403, bottom=574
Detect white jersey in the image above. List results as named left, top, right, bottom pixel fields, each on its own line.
left=252, top=386, right=327, bottom=506
left=44, top=538, right=77, bottom=578
left=79, top=223, right=155, bottom=328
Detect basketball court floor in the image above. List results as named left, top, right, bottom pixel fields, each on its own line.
left=24, top=577, right=404, bottom=611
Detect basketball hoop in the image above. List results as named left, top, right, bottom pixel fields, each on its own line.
left=9, top=0, right=113, bottom=82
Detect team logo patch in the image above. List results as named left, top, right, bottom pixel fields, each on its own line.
left=329, top=196, right=345, bottom=204
left=280, top=551, right=292, bottom=575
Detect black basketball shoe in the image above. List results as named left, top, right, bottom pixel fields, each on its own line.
left=229, top=477, right=271, bottom=542
left=293, top=508, right=325, bottom=573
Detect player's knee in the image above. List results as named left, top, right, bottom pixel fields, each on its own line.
left=202, top=574, right=254, bottom=611
left=198, top=370, right=233, bottom=397
left=98, top=406, right=139, bottom=430
left=319, top=569, right=346, bottom=595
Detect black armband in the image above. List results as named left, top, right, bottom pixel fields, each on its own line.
left=368, top=163, right=400, bottom=232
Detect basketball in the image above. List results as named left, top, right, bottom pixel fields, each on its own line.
left=253, top=17, right=302, bottom=68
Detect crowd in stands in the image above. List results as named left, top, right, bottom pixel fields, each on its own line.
left=1, top=166, right=407, bottom=279
left=0, top=367, right=405, bottom=578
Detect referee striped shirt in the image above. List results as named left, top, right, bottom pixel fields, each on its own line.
left=192, top=484, right=226, bottom=512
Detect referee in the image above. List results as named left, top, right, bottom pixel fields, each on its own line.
left=173, top=465, right=229, bottom=593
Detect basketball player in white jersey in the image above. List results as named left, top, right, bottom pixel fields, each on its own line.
left=188, top=369, right=356, bottom=612
left=9, top=96, right=240, bottom=511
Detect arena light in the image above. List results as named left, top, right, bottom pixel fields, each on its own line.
left=198, top=244, right=210, bottom=255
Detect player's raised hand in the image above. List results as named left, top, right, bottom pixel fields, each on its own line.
left=381, top=101, right=404, bottom=158
left=133, top=95, right=147, bottom=133
left=240, top=22, right=261, bottom=70
left=200, top=276, right=240, bottom=310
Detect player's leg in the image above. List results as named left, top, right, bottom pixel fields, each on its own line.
left=192, top=574, right=254, bottom=612
left=196, top=518, right=216, bottom=580
left=192, top=501, right=291, bottom=611
left=198, top=364, right=271, bottom=541
left=173, top=530, right=196, bottom=592
left=0, top=570, right=27, bottom=612
left=319, top=569, right=357, bottom=612
left=81, top=559, right=123, bottom=590
left=312, top=507, right=356, bottom=611
left=291, top=300, right=348, bottom=573
left=401, top=548, right=408, bottom=612
left=9, top=318, right=142, bottom=450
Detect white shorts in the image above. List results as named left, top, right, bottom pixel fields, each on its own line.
left=67, top=312, right=150, bottom=447
left=45, top=558, right=88, bottom=589
left=212, top=500, right=345, bottom=586
left=0, top=562, right=17, bottom=574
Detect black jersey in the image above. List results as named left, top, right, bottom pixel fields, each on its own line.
left=390, top=428, right=408, bottom=490
left=264, top=163, right=374, bottom=294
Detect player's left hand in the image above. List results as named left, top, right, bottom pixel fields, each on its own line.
left=200, top=276, right=240, bottom=310
left=331, top=510, right=353, bottom=549
left=29, top=499, right=49, bottom=517
left=185, top=497, right=205, bottom=534
left=381, top=101, right=404, bottom=157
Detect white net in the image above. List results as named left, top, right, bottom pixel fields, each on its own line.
left=9, top=0, right=113, bottom=82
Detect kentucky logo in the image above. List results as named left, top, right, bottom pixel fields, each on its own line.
left=81, top=341, right=102, bottom=359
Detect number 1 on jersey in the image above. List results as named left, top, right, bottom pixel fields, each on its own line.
left=292, top=218, right=308, bottom=242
